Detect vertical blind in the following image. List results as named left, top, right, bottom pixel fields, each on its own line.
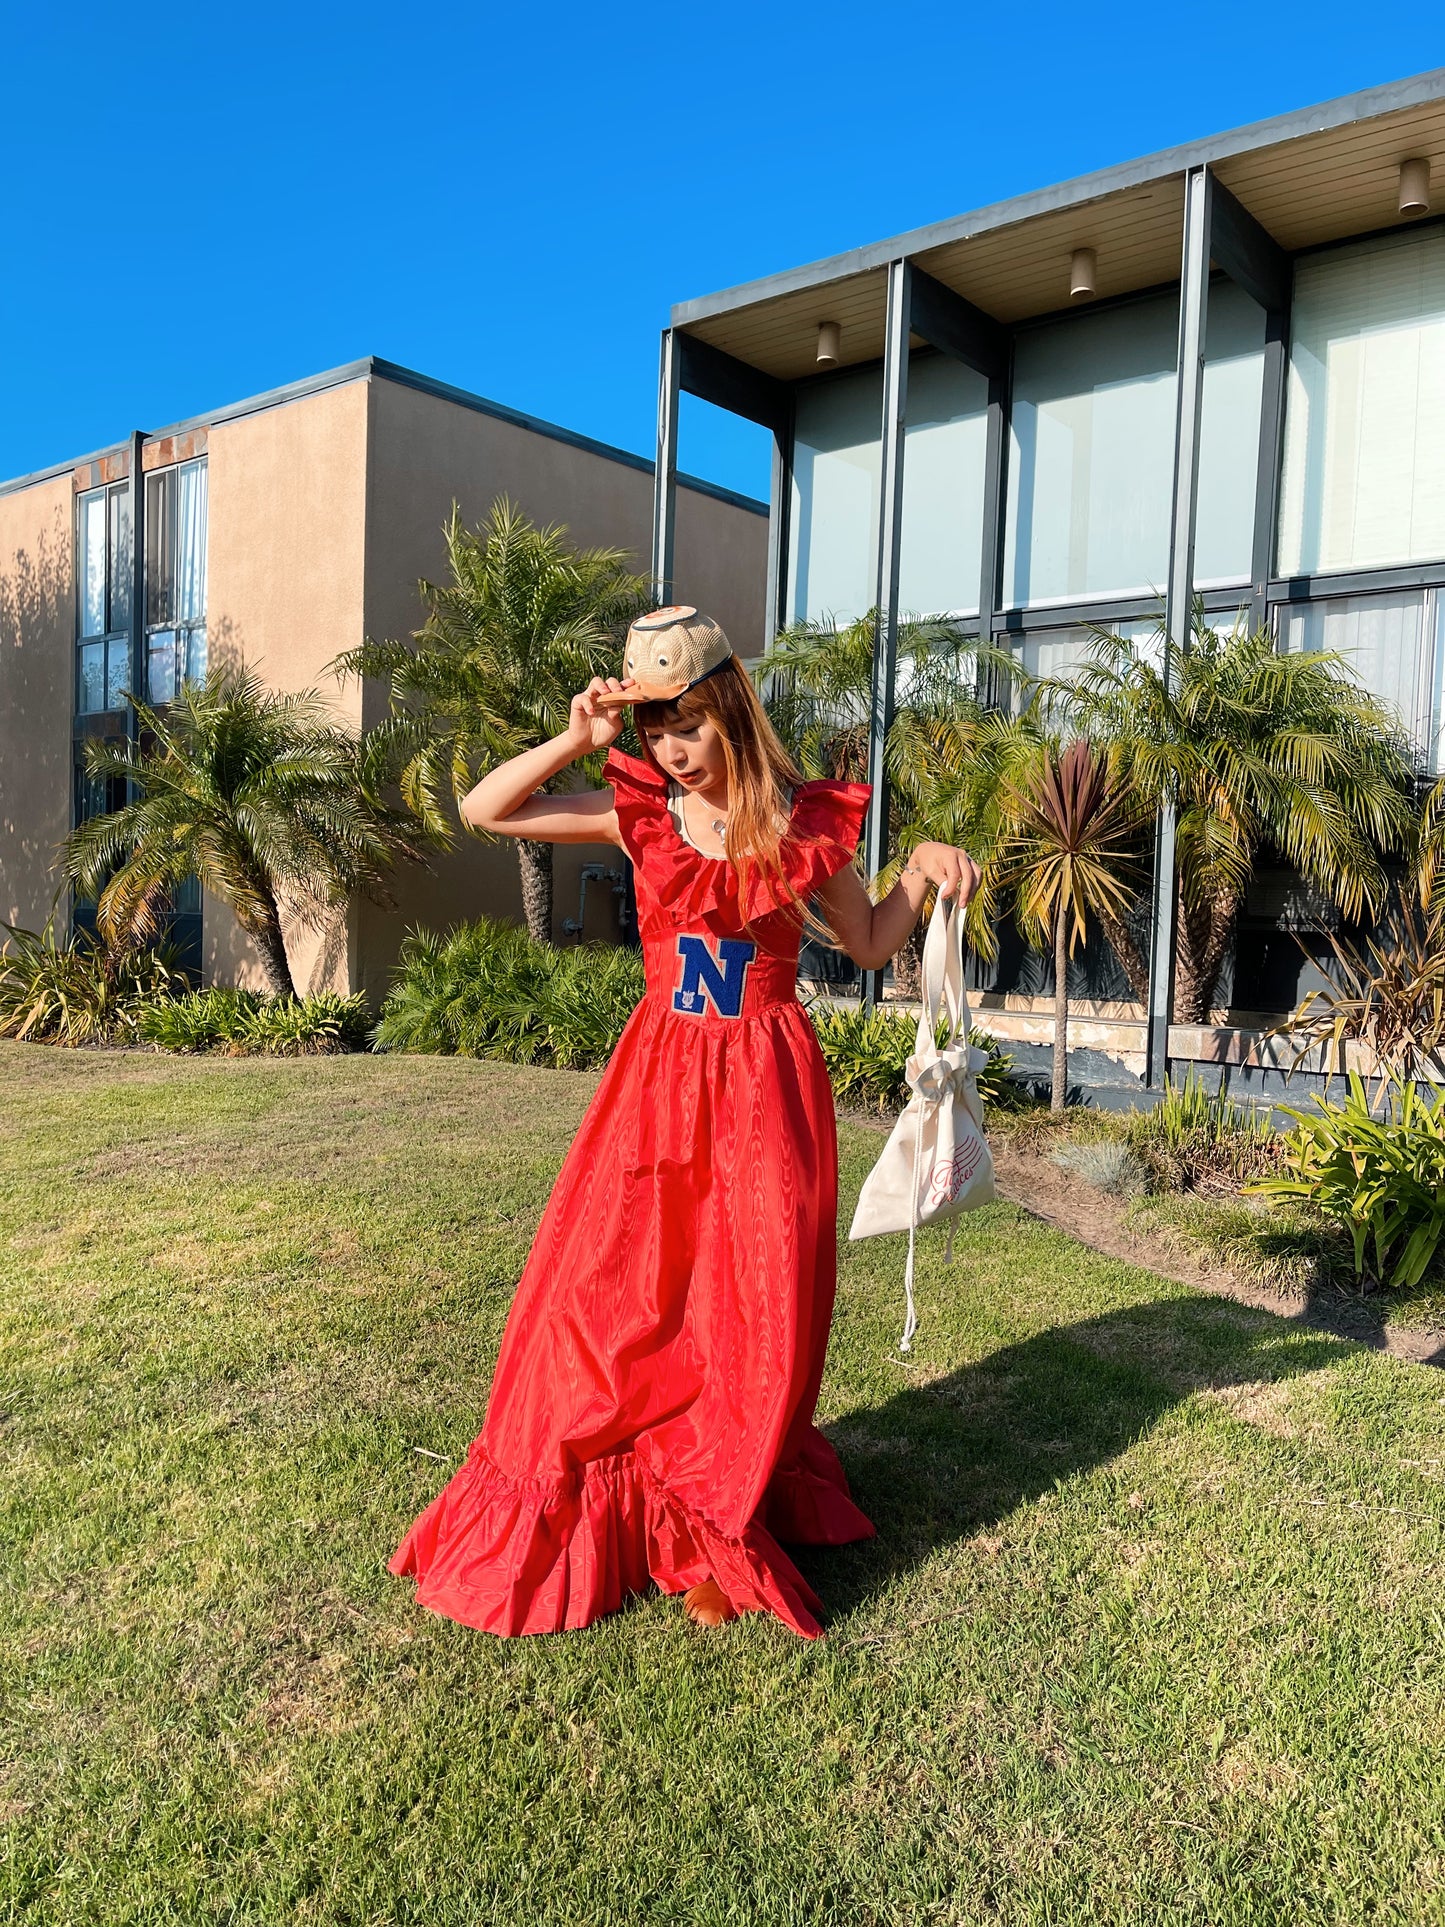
left=1277, top=227, right=1445, bottom=576
left=1278, top=589, right=1442, bottom=770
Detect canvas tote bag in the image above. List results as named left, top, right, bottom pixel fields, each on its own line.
left=848, top=891, right=996, bottom=1350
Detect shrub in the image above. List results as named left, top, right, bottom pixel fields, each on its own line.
left=0, top=923, right=186, bottom=1046
left=243, top=992, right=371, bottom=1056
left=374, top=920, right=645, bottom=1071
left=538, top=945, right=651, bottom=1070
left=1127, top=1070, right=1277, bottom=1192
left=1050, top=1141, right=1149, bottom=1197
left=138, top=987, right=369, bottom=1056
left=1251, top=1073, right=1445, bottom=1289
left=139, top=987, right=265, bottom=1051
left=808, top=1001, right=1016, bottom=1112
left=377, top=921, right=1021, bottom=1108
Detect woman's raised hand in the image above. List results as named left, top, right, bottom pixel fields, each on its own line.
left=568, top=678, right=630, bottom=752
left=905, top=841, right=982, bottom=906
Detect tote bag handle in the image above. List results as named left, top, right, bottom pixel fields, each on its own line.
left=913, top=891, right=969, bottom=1061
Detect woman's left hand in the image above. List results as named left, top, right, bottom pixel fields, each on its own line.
left=903, top=842, right=982, bottom=906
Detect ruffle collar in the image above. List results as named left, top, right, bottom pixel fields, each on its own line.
left=605, top=748, right=870, bottom=931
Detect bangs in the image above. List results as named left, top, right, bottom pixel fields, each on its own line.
left=634, top=689, right=706, bottom=736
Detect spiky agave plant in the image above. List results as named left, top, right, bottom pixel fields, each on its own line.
left=993, top=739, right=1149, bottom=1113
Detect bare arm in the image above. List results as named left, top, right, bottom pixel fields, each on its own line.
left=816, top=842, right=981, bottom=973
left=460, top=678, right=630, bottom=846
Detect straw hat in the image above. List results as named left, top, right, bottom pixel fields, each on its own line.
left=595, top=606, right=733, bottom=706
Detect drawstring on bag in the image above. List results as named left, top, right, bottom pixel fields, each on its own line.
left=849, top=891, right=997, bottom=1356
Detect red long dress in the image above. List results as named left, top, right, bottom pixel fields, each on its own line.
left=388, top=749, right=876, bottom=1638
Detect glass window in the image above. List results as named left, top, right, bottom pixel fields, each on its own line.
left=1277, top=228, right=1445, bottom=576
left=106, top=638, right=130, bottom=710
left=144, top=457, right=207, bottom=698
left=79, top=490, right=107, bottom=638
left=108, top=487, right=131, bottom=634
left=899, top=354, right=989, bottom=619
left=1004, top=284, right=1264, bottom=609
left=147, top=630, right=178, bottom=705
left=1196, top=286, right=1268, bottom=586
left=78, top=640, right=106, bottom=714
left=788, top=354, right=990, bottom=626
left=76, top=480, right=133, bottom=712
left=1017, top=625, right=1095, bottom=685
left=146, top=467, right=175, bottom=626
left=789, top=368, right=883, bottom=625
left=174, top=460, right=207, bottom=622
left=1278, top=588, right=1440, bottom=765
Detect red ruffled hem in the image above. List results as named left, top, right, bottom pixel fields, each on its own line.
left=604, top=749, right=870, bottom=933
left=389, top=1443, right=874, bottom=1639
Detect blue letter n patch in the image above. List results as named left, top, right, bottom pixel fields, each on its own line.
left=672, top=934, right=757, bottom=1018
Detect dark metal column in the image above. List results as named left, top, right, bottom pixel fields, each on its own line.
left=861, top=257, right=913, bottom=1008
left=127, top=430, right=146, bottom=760
left=1250, top=307, right=1290, bottom=634
left=977, top=371, right=1008, bottom=678
left=1146, top=166, right=1213, bottom=1089
left=1205, top=175, right=1292, bottom=640
left=651, top=329, right=679, bottom=604
left=763, top=401, right=794, bottom=642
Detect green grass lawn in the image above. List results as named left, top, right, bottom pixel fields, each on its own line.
left=4, top=1042, right=1445, bottom=1925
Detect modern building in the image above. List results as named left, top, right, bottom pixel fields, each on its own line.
left=652, top=69, right=1445, bottom=1087
left=0, top=358, right=767, bottom=999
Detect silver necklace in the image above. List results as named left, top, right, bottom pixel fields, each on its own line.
left=684, top=791, right=728, bottom=848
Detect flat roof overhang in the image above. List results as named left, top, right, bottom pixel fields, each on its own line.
left=671, top=68, right=1445, bottom=379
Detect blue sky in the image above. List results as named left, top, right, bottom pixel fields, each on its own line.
left=1, top=5, right=1441, bottom=503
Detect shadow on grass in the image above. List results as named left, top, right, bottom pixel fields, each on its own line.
left=807, top=1294, right=1355, bottom=1619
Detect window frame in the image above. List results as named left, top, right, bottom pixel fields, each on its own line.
left=73, top=479, right=134, bottom=719
left=143, top=455, right=208, bottom=705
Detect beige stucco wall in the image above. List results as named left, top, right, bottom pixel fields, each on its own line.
left=0, top=476, right=73, bottom=932
left=352, top=376, right=771, bottom=1001
left=202, top=380, right=370, bottom=993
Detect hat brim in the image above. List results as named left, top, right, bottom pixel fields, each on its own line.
left=593, top=679, right=689, bottom=709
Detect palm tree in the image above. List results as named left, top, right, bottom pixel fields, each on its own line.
left=336, top=499, right=650, bottom=944
left=993, top=739, right=1149, bottom=1112
left=61, top=668, right=426, bottom=997
left=1052, top=610, right=1417, bottom=1022
left=762, top=612, right=1001, bottom=991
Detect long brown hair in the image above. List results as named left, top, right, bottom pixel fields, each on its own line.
left=635, top=658, right=822, bottom=927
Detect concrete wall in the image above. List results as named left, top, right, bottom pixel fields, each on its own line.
left=352, top=375, right=770, bottom=1001
left=0, top=476, right=73, bottom=933
left=202, top=379, right=370, bottom=993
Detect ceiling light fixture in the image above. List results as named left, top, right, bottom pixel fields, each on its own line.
left=1069, top=247, right=1097, bottom=301
left=816, top=320, right=841, bottom=367
left=1399, top=156, right=1431, bottom=216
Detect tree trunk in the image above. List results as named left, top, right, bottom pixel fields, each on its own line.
left=1172, top=889, right=1239, bottom=1023
left=1094, top=903, right=1150, bottom=1003
left=892, top=918, right=925, bottom=1001
left=1052, top=903, right=1069, bottom=1115
left=250, top=899, right=298, bottom=998
left=518, top=839, right=554, bottom=946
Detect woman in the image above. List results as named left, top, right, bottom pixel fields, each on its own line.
left=390, top=607, right=980, bottom=1637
